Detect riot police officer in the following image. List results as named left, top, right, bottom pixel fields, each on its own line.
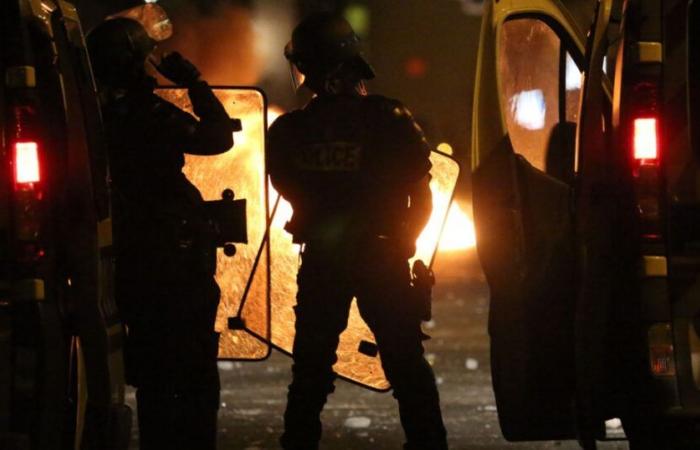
left=268, top=12, right=448, bottom=450
left=87, top=18, right=233, bottom=450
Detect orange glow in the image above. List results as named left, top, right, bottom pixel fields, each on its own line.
left=437, top=202, right=477, bottom=251
left=634, top=118, right=658, bottom=160
left=269, top=183, right=294, bottom=231
left=267, top=105, right=284, bottom=126
left=416, top=195, right=476, bottom=255
left=14, top=142, right=40, bottom=184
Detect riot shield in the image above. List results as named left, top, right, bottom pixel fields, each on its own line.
left=156, top=87, right=270, bottom=360
left=267, top=150, right=460, bottom=390
left=108, top=4, right=173, bottom=41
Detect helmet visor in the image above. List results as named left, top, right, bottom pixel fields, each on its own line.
left=108, top=4, right=173, bottom=42
left=284, top=41, right=306, bottom=91
left=288, top=61, right=306, bottom=91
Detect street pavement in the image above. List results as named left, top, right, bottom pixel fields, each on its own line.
left=127, top=252, right=629, bottom=449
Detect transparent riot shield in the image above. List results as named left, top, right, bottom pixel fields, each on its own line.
left=156, top=87, right=270, bottom=360
left=267, top=150, right=461, bottom=390
left=108, top=4, right=173, bottom=42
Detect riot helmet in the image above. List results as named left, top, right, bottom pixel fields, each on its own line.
left=285, top=12, right=375, bottom=92
left=87, top=18, right=157, bottom=89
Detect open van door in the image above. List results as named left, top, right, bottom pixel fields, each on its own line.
left=471, top=0, right=596, bottom=441
left=573, top=0, right=627, bottom=442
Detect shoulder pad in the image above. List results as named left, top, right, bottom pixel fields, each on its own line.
left=268, top=109, right=303, bottom=134
left=363, top=95, right=414, bottom=119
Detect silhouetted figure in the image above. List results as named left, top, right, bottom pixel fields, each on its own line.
left=268, top=12, right=448, bottom=450
left=87, top=18, right=233, bottom=450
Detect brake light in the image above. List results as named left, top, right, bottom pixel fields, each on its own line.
left=14, top=141, right=40, bottom=185
left=634, top=118, right=658, bottom=161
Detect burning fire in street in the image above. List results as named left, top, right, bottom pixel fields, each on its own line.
left=431, top=201, right=477, bottom=252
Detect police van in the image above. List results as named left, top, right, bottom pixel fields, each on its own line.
left=472, top=0, right=700, bottom=447
left=1, top=1, right=130, bottom=449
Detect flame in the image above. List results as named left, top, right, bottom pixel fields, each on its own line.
left=415, top=196, right=476, bottom=256
left=436, top=202, right=477, bottom=251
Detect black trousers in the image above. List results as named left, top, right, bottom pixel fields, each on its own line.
left=136, top=387, right=219, bottom=450
left=280, top=243, right=447, bottom=450
left=117, top=252, right=221, bottom=450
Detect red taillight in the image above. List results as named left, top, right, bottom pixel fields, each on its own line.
left=634, top=118, right=658, bottom=161
left=14, top=141, right=40, bottom=185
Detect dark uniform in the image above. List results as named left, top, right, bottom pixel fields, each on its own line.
left=88, top=18, right=233, bottom=450
left=269, top=93, right=448, bottom=450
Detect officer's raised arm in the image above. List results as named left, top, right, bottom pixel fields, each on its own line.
left=154, top=52, right=234, bottom=155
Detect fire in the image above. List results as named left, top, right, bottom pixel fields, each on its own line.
left=436, top=202, right=477, bottom=251
left=415, top=196, right=476, bottom=257
left=416, top=199, right=477, bottom=253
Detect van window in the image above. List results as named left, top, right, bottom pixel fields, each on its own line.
left=499, top=18, right=582, bottom=178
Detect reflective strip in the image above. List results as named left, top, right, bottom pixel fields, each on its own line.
left=27, top=0, right=54, bottom=23
left=644, top=255, right=667, bottom=277
left=57, top=0, right=80, bottom=21
left=98, top=219, right=112, bottom=248
left=14, top=279, right=45, bottom=301
left=5, top=66, right=36, bottom=88
left=637, top=42, right=663, bottom=64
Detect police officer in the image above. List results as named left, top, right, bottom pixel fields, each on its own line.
left=268, top=12, right=448, bottom=450
left=87, top=18, right=233, bottom=450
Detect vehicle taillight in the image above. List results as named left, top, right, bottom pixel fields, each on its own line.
left=633, top=117, right=658, bottom=161
left=628, top=78, right=662, bottom=241
left=14, top=141, right=40, bottom=185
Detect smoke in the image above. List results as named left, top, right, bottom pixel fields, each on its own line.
left=159, top=2, right=262, bottom=85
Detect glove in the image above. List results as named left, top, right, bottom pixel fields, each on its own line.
left=411, top=260, right=434, bottom=322
left=153, top=52, right=201, bottom=87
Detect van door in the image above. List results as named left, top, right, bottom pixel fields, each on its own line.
left=574, top=0, right=634, bottom=440
left=471, top=0, right=594, bottom=440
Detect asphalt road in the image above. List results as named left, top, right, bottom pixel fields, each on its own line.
left=127, top=252, right=630, bottom=450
